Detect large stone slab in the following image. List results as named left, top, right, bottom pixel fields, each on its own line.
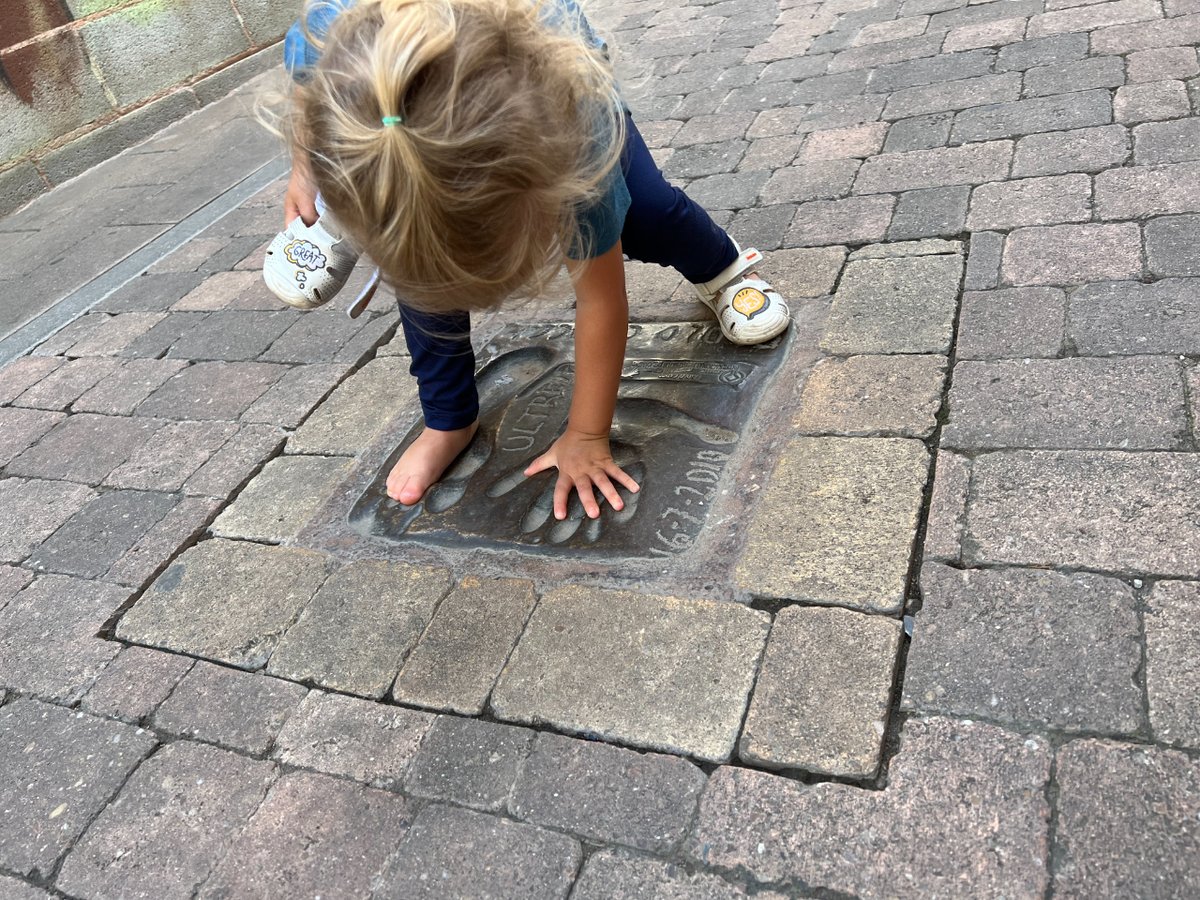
left=288, top=357, right=417, bottom=456
left=491, top=586, right=769, bottom=762
left=905, top=565, right=1143, bottom=733
left=794, top=354, right=947, bottom=438
left=1145, top=580, right=1200, bottom=748
left=820, top=252, right=963, bottom=354
left=211, top=455, right=354, bottom=543
left=736, top=437, right=929, bottom=613
left=965, top=451, right=1200, bottom=575
left=740, top=606, right=900, bottom=777
left=116, top=540, right=329, bottom=669
left=688, top=718, right=1052, bottom=896
left=268, top=560, right=451, bottom=697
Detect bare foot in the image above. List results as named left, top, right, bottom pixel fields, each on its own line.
left=386, top=421, right=479, bottom=504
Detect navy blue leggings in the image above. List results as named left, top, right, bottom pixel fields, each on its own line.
left=400, top=113, right=739, bottom=430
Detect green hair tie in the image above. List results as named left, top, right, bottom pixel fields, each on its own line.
left=381, top=115, right=404, bottom=127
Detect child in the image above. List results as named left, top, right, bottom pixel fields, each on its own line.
left=266, top=0, right=790, bottom=522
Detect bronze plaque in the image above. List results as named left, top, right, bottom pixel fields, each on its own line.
left=350, top=321, right=788, bottom=559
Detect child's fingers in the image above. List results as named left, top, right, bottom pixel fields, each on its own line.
left=574, top=477, right=600, bottom=519
left=553, top=474, right=573, bottom=520
left=524, top=453, right=555, bottom=477
left=592, top=472, right=625, bottom=513
left=606, top=462, right=640, bottom=494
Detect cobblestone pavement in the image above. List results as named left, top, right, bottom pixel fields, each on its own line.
left=2, top=0, right=1200, bottom=896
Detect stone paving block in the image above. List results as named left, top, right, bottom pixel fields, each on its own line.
left=510, top=731, right=707, bottom=852
left=6, top=413, right=163, bottom=485
left=662, top=140, right=747, bottom=180
left=736, top=437, right=929, bottom=612
left=794, top=354, right=947, bottom=437
left=868, top=48, right=995, bottom=93
left=171, top=270, right=263, bottom=311
left=883, top=111, right=954, bottom=151
left=1003, top=223, right=1142, bottom=285
left=373, top=804, right=581, bottom=900
left=150, top=237, right=232, bottom=275
left=800, top=122, right=888, bottom=159
left=786, top=195, right=896, bottom=246
left=0, top=875, right=51, bottom=899
left=0, top=407, right=64, bottom=467
left=288, top=356, right=417, bottom=455
left=684, top=172, right=770, bottom=210
left=11, top=357, right=122, bottom=411
left=737, top=134, right=803, bottom=171
left=945, top=357, right=1187, bottom=449
left=64, top=313, right=167, bottom=357
left=573, top=851, right=776, bottom=900
left=72, top=358, right=189, bottom=415
left=0, top=700, right=156, bottom=879
left=79, top=645, right=193, bottom=723
left=153, top=661, right=307, bottom=755
left=1068, top=279, right=1200, bottom=354
left=106, top=420, right=239, bottom=492
left=757, top=245, right=845, bottom=298
left=273, top=691, right=434, bottom=789
left=117, top=540, right=329, bottom=669
left=492, top=586, right=769, bottom=763
left=905, top=565, right=1143, bottom=733
left=853, top=15, right=930, bottom=46
left=821, top=253, right=962, bottom=354
left=33, top=315, right=112, bottom=358
left=854, top=141, right=1011, bottom=194
left=1096, top=160, right=1200, bottom=219
left=56, top=742, right=276, bottom=900
left=827, top=34, right=944, bottom=74
left=688, top=717, right=1051, bottom=896
left=951, top=90, right=1113, bottom=144
left=1054, top=740, right=1200, bottom=898
left=211, top=455, right=353, bottom=543
left=929, top=0, right=1041, bottom=28
left=119, top=312, right=209, bottom=358
left=1027, top=0, right=1160, bottom=37
left=966, top=450, right=1200, bottom=575
left=888, top=184, right=970, bottom=238
left=0, top=478, right=96, bottom=564
left=405, top=717, right=534, bottom=812
left=261, top=307, right=382, bottom=364
left=969, top=173, right=1093, bottom=231
left=183, top=423, right=286, bottom=497
left=105, top=495, right=219, bottom=587
left=1128, top=46, right=1200, bottom=82
left=1135, top=118, right=1200, bottom=165
left=25, top=489, right=177, bottom=578
left=136, top=360, right=288, bottom=421
left=1092, top=13, right=1200, bottom=55
left=1145, top=580, right=1200, bottom=747
left=95, top=272, right=206, bottom=313
left=394, top=576, right=536, bottom=714
left=0, top=356, right=62, bottom=405
left=883, top=73, right=1021, bottom=121
left=724, top=205, right=794, bottom=251
left=239, top=362, right=351, bottom=429
left=943, top=16, right=1026, bottom=52
left=1145, top=213, right=1200, bottom=275
left=957, top=287, right=1066, bottom=358
left=740, top=606, right=901, bottom=778
left=1012, top=124, right=1131, bottom=176
left=924, top=451, right=970, bottom=561
left=672, top=112, right=756, bottom=147
left=165, top=309, right=297, bottom=362
left=1115, top=80, right=1191, bottom=123
left=759, top=159, right=859, bottom=204
left=268, top=560, right=451, bottom=697
left=198, top=771, right=416, bottom=900
left=0, top=564, right=33, bottom=611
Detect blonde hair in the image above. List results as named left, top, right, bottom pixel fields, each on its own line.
left=273, top=0, right=624, bottom=312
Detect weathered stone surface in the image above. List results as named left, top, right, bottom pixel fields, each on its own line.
left=967, top=174, right=1091, bottom=231
left=821, top=253, right=962, bottom=353
left=888, top=185, right=970, bottom=239
left=374, top=805, right=581, bottom=900
left=1095, top=160, right=1200, bottom=219
left=854, top=141, right=1012, bottom=194
left=689, top=718, right=1052, bottom=896
left=1027, top=0, right=1160, bottom=38
left=853, top=16, right=930, bottom=47
left=1144, top=213, right=1200, bottom=276
left=1012, top=124, right=1131, bottom=176
left=924, top=451, right=969, bottom=561
left=393, top=576, right=536, bottom=714
left=0, top=407, right=63, bottom=467
left=165, top=309, right=296, bottom=361
left=884, top=73, right=1021, bottom=121
left=492, top=586, right=769, bottom=762
left=1145, top=580, right=1200, bottom=747
left=1054, top=740, right=1200, bottom=898
left=662, top=140, right=747, bottom=179
left=964, top=230, right=1004, bottom=290
left=0, top=564, right=33, bottom=611
left=786, top=195, right=896, bottom=246
left=183, top=423, right=286, bottom=497
left=945, top=357, right=1187, bottom=449
left=869, top=47, right=995, bottom=93
left=95, top=272, right=205, bottom=314
left=136, top=361, right=288, bottom=421
left=1068, top=278, right=1200, bottom=354
left=268, top=560, right=451, bottom=698
left=951, top=91, right=1112, bottom=144
left=883, top=111, right=954, bottom=152
left=0, top=875, right=50, bottom=899
left=1128, top=46, right=1199, bottom=83
left=573, top=851, right=773, bottom=900
left=944, top=17, right=1027, bottom=53
left=405, top=717, right=534, bottom=812
left=210, top=455, right=353, bottom=543
left=828, top=33, right=944, bottom=74
left=996, top=33, right=1090, bottom=72
left=73, top=358, right=189, bottom=415
left=153, top=661, right=307, bottom=755
left=106, top=495, right=220, bottom=588
left=56, top=742, right=276, bottom=900
left=966, top=450, right=1200, bottom=575
left=740, top=606, right=900, bottom=777
left=288, top=357, right=417, bottom=455
left=0, top=700, right=156, bottom=879
left=62, top=313, right=167, bottom=357
left=1003, top=223, right=1142, bottom=285
left=0, top=576, right=126, bottom=702
left=736, top=437, right=929, bottom=612
left=171, top=270, right=263, bottom=311
left=6, top=413, right=162, bottom=485
left=905, top=565, right=1143, bottom=733
left=794, top=354, right=947, bottom=437
left=801, top=122, right=889, bottom=159
left=116, top=540, right=329, bottom=669
left=1092, top=11, right=1200, bottom=55
left=79, top=646, right=193, bottom=723
left=198, top=772, right=416, bottom=900
left=510, top=731, right=706, bottom=852
left=848, top=238, right=963, bottom=260
left=0, top=478, right=95, bottom=564
left=1135, top=118, right=1200, bottom=166
left=760, top=159, right=859, bottom=204
left=0, top=356, right=63, bottom=405
left=1115, top=80, right=1191, bottom=124
left=273, top=691, right=434, bottom=789
left=957, top=288, right=1066, bottom=358
left=240, top=362, right=351, bottom=428
left=105, top=420, right=238, bottom=492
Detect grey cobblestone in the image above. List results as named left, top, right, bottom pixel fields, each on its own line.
left=0, top=356, right=62, bottom=405
left=943, top=17, right=1027, bottom=52
left=183, top=423, right=285, bottom=498
left=854, top=141, right=1012, bottom=194
left=1128, top=46, right=1200, bottom=82
left=952, top=90, right=1113, bottom=144
left=0, top=407, right=63, bottom=467
left=888, top=185, right=970, bottom=238
left=800, top=122, right=888, bottom=159
left=1145, top=213, right=1200, bottom=276
left=760, top=158, right=859, bottom=203
left=1012, top=124, right=1131, bottom=176
left=1115, top=80, right=1192, bottom=124
left=795, top=354, right=948, bottom=437
left=883, top=73, right=1021, bottom=120
left=79, top=645, right=193, bottom=722
left=7, top=413, right=163, bottom=485
left=968, top=174, right=1091, bottom=230
left=11, top=357, right=121, bottom=411
left=996, top=32, right=1090, bottom=71
left=1026, top=0, right=1161, bottom=38
left=1134, top=117, right=1200, bottom=165
left=1002, top=223, right=1142, bottom=285
left=1068, top=279, right=1200, bottom=354
left=1145, top=580, right=1200, bottom=747
left=211, top=455, right=353, bottom=543
left=72, top=358, right=188, bottom=416
left=661, top=140, right=747, bottom=179
left=136, top=360, right=288, bottom=421
left=957, top=287, right=1066, bottom=358
left=0, top=478, right=95, bottom=564
left=405, top=717, right=534, bottom=812
left=106, top=420, right=238, bottom=492
left=1091, top=13, right=1200, bottom=55
left=786, top=194, right=896, bottom=246
left=883, top=112, right=955, bottom=152
left=573, top=851, right=772, bottom=900
left=1023, top=56, right=1127, bottom=98
left=924, top=450, right=970, bottom=561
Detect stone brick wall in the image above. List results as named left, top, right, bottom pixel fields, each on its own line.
left=0, top=0, right=292, bottom=213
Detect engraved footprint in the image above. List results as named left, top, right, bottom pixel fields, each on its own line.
left=420, top=435, right=494, bottom=514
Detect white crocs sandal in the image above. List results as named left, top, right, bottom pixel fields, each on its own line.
left=263, top=212, right=361, bottom=311
left=693, top=245, right=791, bottom=346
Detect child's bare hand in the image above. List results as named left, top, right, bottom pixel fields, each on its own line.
left=284, top=164, right=319, bottom=228
left=524, top=428, right=639, bottom=520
